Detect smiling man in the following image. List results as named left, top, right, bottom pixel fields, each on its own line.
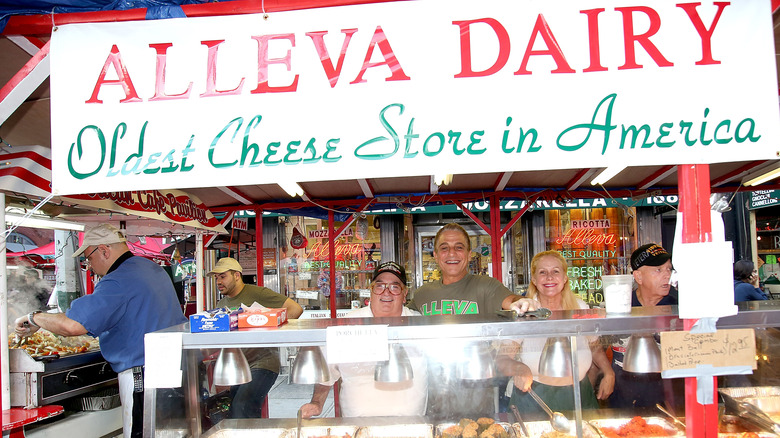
left=406, top=222, right=534, bottom=419
left=300, top=261, right=427, bottom=418
left=408, top=222, right=532, bottom=316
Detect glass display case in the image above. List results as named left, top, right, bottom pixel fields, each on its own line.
left=144, top=301, right=780, bottom=438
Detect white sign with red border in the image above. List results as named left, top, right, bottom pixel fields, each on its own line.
left=49, top=0, right=780, bottom=195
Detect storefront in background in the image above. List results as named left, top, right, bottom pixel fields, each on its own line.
left=232, top=194, right=677, bottom=311
left=519, top=195, right=676, bottom=306
left=748, top=190, right=780, bottom=298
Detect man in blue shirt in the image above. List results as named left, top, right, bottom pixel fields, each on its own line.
left=15, top=223, right=186, bottom=438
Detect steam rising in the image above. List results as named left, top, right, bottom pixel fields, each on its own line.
left=6, top=263, right=52, bottom=334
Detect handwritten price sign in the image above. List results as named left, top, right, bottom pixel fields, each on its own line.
left=660, top=329, right=756, bottom=371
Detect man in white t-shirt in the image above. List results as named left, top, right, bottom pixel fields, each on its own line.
left=300, top=261, right=427, bottom=417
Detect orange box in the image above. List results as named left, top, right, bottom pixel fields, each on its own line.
left=237, top=307, right=288, bottom=328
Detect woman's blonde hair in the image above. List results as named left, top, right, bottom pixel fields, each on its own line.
left=526, top=250, right=579, bottom=310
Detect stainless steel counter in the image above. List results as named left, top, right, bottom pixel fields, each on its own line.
left=156, top=301, right=780, bottom=349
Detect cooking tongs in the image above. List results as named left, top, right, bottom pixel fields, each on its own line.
left=496, top=308, right=552, bottom=320
left=721, top=391, right=780, bottom=435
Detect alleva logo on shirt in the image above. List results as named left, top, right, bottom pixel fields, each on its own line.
left=420, top=300, right=478, bottom=315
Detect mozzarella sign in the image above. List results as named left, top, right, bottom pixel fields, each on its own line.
left=50, top=0, right=780, bottom=194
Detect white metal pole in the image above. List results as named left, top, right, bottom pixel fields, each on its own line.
left=196, top=230, right=204, bottom=313
left=1, top=193, right=10, bottom=408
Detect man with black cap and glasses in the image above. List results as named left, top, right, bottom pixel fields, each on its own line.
left=14, top=223, right=187, bottom=438
left=300, top=261, right=427, bottom=418
left=609, top=243, right=682, bottom=410
left=629, top=243, right=678, bottom=307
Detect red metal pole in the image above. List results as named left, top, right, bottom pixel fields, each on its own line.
left=490, top=194, right=502, bottom=280
left=255, top=209, right=263, bottom=287
left=677, top=164, right=718, bottom=438
left=328, top=210, right=337, bottom=319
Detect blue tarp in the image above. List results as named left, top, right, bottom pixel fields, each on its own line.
left=0, top=0, right=208, bottom=33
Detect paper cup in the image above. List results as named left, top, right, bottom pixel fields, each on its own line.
left=602, top=274, right=633, bottom=314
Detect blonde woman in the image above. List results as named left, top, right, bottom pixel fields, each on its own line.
left=497, top=251, right=614, bottom=414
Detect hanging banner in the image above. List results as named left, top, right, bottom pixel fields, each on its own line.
left=61, top=190, right=227, bottom=233
left=49, top=0, right=780, bottom=195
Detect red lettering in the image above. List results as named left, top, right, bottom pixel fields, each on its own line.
left=616, top=6, right=674, bottom=70
left=515, top=14, right=575, bottom=75
left=200, top=40, right=244, bottom=97
left=581, top=8, right=608, bottom=73
left=86, top=45, right=142, bottom=104
left=309, top=242, right=364, bottom=260
left=677, top=2, right=729, bottom=65
left=251, top=34, right=299, bottom=93
left=555, top=229, right=617, bottom=245
left=453, top=18, right=510, bottom=78
left=350, top=26, right=411, bottom=84
left=307, top=29, right=359, bottom=88
left=149, top=43, right=193, bottom=101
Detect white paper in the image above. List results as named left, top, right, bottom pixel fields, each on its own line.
left=144, top=332, right=183, bottom=388
left=326, top=325, right=389, bottom=364
left=674, top=241, right=738, bottom=319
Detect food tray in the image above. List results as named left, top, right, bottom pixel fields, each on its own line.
left=588, top=417, right=682, bottom=437
left=720, top=387, right=780, bottom=415
left=356, top=424, right=433, bottom=438
left=295, top=425, right=358, bottom=438
left=203, top=427, right=289, bottom=438
left=720, top=387, right=780, bottom=399
left=435, top=421, right=514, bottom=438
left=516, top=421, right=602, bottom=438
left=79, top=387, right=120, bottom=411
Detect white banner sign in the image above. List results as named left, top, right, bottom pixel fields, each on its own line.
left=50, top=0, right=780, bottom=195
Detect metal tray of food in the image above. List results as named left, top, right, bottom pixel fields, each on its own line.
left=720, top=387, right=780, bottom=415
left=516, top=420, right=604, bottom=438
left=356, top=424, right=433, bottom=438
left=293, top=425, right=358, bottom=438
left=203, top=427, right=289, bottom=438
left=588, top=417, right=682, bottom=437
left=436, top=419, right=514, bottom=438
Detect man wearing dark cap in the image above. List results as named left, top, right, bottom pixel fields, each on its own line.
left=300, top=261, right=427, bottom=418
left=630, top=243, right=677, bottom=307
left=14, top=223, right=187, bottom=438
left=208, top=256, right=303, bottom=419
left=609, top=243, right=682, bottom=410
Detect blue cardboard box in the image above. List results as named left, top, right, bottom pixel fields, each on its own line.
left=189, top=308, right=240, bottom=333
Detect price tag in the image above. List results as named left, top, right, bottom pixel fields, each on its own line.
left=296, top=290, right=319, bottom=299
left=358, top=289, right=371, bottom=298
left=660, top=328, right=756, bottom=371
left=326, top=325, right=388, bottom=363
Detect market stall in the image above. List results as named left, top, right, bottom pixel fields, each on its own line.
left=3, top=0, right=780, bottom=436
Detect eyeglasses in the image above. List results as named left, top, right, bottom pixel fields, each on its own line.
left=372, top=282, right=404, bottom=295
left=84, top=246, right=100, bottom=267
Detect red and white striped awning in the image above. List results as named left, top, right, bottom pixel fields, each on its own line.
left=0, top=144, right=51, bottom=198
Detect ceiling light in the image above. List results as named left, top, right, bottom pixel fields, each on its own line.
left=744, top=161, right=780, bottom=186
left=5, top=212, right=85, bottom=231
left=278, top=181, right=304, bottom=197
left=590, top=166, right=627, bottom=185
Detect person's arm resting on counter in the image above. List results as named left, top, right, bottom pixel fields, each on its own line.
left=300, top=383, right=332, bottom=418
left=283, top=298, right=304, bottom=319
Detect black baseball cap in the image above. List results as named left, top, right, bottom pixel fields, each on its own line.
left=631, top=243, right=672, bottom=271
left=372, top=261, right=407, bottom=284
